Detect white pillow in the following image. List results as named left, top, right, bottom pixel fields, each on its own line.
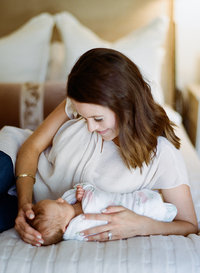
left=55, top=12, right=169, bottom=105
left=0, top=13, right=54, bottom=83
left=46, top=42, right=66, bottom=81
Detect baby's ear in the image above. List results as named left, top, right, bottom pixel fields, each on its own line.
left=62, top=226, right=67, bottom=233
left=57, top=198, right=64, bottom=203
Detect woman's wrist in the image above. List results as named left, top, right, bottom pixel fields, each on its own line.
left=16, top=173, right=36, bottom=184
left=137, top=215, right=154, bottom=236
left=137, top=215, right=173, bottom=236
left=16, top=178, right=34, bottom=209
left=137, top=215, right=198, bottom=236
left=18, top=198, right=33, bottom=210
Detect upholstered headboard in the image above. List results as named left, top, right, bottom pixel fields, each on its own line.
left=0, top=0, right=174, bottom=129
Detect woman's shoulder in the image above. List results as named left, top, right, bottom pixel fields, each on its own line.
left=157, top=136, right=179, bottom=155
left=156, top=136, right=187, bottom=170
left=151, top=136, right=190, bottom=189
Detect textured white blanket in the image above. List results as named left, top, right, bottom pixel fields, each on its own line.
left=0, top=229, right=200, bottom=273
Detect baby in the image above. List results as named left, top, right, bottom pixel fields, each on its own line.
left=30, top=184, right=177, bottom=245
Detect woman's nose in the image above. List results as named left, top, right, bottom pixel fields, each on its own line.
left=87, top=120, right=98, bottom=132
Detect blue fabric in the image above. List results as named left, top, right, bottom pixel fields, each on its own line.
left=0, top=151, right=18, bottom=232
left=0, top=151, right=15, bottom=195
left=0, top=193, right=18, bottom=232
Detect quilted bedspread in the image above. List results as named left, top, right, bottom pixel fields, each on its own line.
left=0, top=229, right=200, bottom=273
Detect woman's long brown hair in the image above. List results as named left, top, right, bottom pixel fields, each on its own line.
left=67, top=48, right=180, bottom=169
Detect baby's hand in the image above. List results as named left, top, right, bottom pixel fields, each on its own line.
left=76, top=185, right=85, bottom=201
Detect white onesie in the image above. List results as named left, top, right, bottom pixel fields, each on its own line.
left=62, top=184, right=177, bottom=241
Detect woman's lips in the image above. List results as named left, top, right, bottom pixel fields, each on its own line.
left=97, top=129, right=109, bottom=135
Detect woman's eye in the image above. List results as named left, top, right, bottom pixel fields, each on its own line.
left=94, top=118, right=103, bottom=122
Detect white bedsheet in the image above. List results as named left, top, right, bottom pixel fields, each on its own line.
left=0, top=229, right=200, bottom=273
left=0, top=124, right=200, bottom=273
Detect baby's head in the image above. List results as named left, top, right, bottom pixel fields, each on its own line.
left=30, top=198, right=75, bottom=245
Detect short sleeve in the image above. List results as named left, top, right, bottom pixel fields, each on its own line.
left=152, top=137, right=190, bottom=190
left=65, top=97, right=78, bottom=119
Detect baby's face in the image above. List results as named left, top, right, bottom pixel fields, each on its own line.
left=34, top=198, right=75, bottom=232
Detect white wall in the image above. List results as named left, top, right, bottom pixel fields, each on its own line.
left=175, top=0, right=200, bottom=92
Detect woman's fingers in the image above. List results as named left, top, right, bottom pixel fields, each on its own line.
left=102, top=206, right=126, bottom=214
left=15, top=222, right=42, bottom=246
left=15, top=216, right=43, bottom=246
left=15, top=207, right=43, bottom=246
left=81, top=212, right=118, bottom=241
left=84, top=206, right=126, bottom=222
left=81, top=206, right=146, bottom=241
left=82, top=224, right=115, bottom=242
left=82, top=223, right=109, bottom=236
left=25, top=209, right=35, bottom=220
left=84, top=212, right=111, bottom=222
left=86, top=230, right=117, bottom=242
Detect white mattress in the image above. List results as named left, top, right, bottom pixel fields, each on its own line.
left=0, top=125, right=200, bottom=273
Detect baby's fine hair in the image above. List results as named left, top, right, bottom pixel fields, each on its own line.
left=67, top=48, right=180, bottom=169
left=30, top=200, right=64, bottom=246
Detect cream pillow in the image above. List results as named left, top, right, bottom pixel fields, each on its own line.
left=0, top=13, right=54, bottom=83
left=46, top=42, right=66, bottom=81
left=55, top=12, right=169, bottom=105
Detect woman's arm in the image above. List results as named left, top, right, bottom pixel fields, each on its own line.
left=81, top=185, right=198, bottom=241
left=158, top=185, right=198, bottom=235
left=15, top=99, right=69, bottom=246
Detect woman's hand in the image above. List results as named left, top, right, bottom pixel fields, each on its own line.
left=81, top=185, right=198, bottom=241
left=15, top=203, right=44, bottom=246
left=81, top=206, right=149, bottom=241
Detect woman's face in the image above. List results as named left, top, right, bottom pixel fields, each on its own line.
left=71, top=99, right=119, bottom=141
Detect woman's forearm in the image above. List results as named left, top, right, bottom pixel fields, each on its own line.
left=16, top=178, right=35, bottom=208
left=15, top=141, right=40, bottom=208
left=141, top=216, right=198, bottom=236
left=15, top=100, right=69, bottom=209
left=82, top=205, right=198, bottom=242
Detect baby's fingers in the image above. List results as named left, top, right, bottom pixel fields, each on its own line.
left=76, top=187, right=85, bottom=201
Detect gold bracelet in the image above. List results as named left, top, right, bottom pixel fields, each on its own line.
left=16, top=173, right=36, bottom=184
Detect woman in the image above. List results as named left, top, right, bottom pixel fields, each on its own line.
left=14, top=48, right=197, bottom=246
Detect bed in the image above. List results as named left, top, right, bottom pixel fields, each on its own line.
left=0, top=0, right=200, bottom=272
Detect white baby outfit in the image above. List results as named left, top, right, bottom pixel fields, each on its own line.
left=0, top=98, right=189, bottom=202
left=62, top=184, right=177, bottom=240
